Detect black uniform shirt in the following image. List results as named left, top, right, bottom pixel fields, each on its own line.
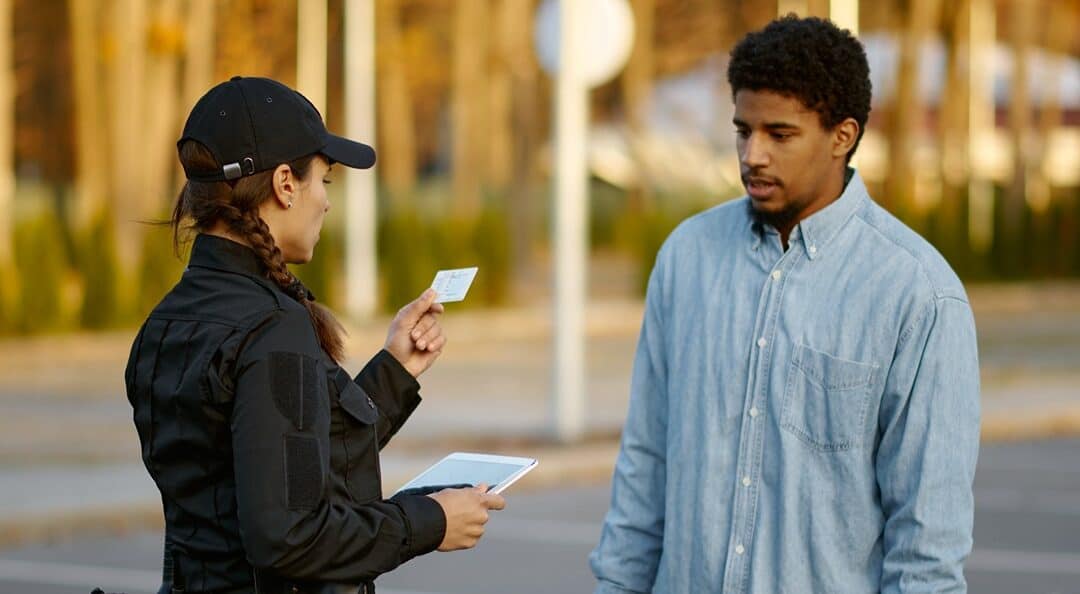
left=126, top=234, right=445, bottom=592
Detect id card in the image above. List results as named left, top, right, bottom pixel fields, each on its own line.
left=430, top=267, right=478, bottom=303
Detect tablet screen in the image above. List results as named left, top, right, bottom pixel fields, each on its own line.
left=405, top=459, right=525, bottom=490
left=397, top=454, right=536, bottom=494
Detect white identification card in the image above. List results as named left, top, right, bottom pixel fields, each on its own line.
left=430, top=267, right=478, bottom=303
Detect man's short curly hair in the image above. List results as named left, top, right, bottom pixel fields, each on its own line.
left=727, top=15, right=872, bottom=161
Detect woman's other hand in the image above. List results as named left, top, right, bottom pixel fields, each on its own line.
left=385, top=289, right=446, bottom=377
left=427, top=484, right=507, bottom=551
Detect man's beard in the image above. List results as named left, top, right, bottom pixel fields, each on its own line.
left=746, top=198, right=801, bottom=233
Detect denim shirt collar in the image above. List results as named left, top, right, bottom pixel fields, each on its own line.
left=748, top=167, right=867, bottom=258
left=796, top=167, right=866, bottom=260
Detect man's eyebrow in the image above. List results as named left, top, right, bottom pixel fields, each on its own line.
left=731, top=118, right=801, bottom=131
left=763, top=121, right=800, bottom=130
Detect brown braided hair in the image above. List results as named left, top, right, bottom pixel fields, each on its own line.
left=173, top=140, right=346, bottom=362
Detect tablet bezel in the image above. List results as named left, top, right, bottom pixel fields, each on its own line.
left=396, top=452, right=538, bottom=495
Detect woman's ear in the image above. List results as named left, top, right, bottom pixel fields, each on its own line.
left=271, top=164, right=296, bottom=209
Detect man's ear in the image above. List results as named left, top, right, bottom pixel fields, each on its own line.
left=832, top=117, right=859, bottom=159
left=270, top=164, right=295, bottom=209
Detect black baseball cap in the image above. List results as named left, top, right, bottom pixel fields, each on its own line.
left=178, top=76, right=375, bottom=182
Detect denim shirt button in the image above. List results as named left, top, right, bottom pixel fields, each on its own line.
left=735, top=544, right=745, bottom=555
left=749, top=407, right=759, bottom=418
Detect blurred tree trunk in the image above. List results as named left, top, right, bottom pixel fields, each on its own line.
left=967, top=0, right=996, bottom=255
left=488, top=0, right=515, bottom=191
left=179, top=0, right=215, bottom=186
left=182, top=0, right=215, bottom=110
left=622, top=0, right=654, bottom=212
left=376, top=0, right=417, bottom=201
left=69, top=0, right=109, bottom=231
left=1032, top=0, right=1070, bottom=273
left=500, top=0, right=539, bottom=273
left=886, top=0, right=939, bottom=214
left=216, top=0, right=274, bottom=81
left=937, top=0, right=970, bottom=264
left=144, top=0, right=184, bottom=218
left=0, top=0, right=13, bottom=270
left=1003, top=0, right=1036, bottom=276
left=106, top=0, right=148, bottom=272
left=451, top=0, right=488, bottom=216
left=297, top=0, right=327, bottom=116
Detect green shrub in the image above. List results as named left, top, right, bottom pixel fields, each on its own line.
left=376, top=197, right=513, bottom=312
left=291, top=218, right=343, bottom=311
left=138, top=225, right=187, bottom=321
left=615, top=194, right=717, bottom=296
left=74, top=214, right=122, bottom=329
left=471, top=204, right=511, bottom=305
left=13, top=212, right=67, bottom=333
left=378, top=205, right=438, bottom=311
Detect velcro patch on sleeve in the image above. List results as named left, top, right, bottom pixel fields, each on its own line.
left=284, top=434, right=322, bottom=510
left=269, top=352, right=322, bottom=431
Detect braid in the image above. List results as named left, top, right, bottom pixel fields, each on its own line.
left=174, top=140, right=348, bottom=363
left=232, top=209, right=346, bottom=363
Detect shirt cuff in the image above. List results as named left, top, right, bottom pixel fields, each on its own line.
left=391, top=492, right=446, bottom=559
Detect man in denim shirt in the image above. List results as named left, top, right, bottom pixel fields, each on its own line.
left=590, top=16, right=980, bottom=594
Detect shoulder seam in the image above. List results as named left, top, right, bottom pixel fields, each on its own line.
left=851, top=207, right=949, bottom=298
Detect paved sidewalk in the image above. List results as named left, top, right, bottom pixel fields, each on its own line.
left=1, top=284, right=1078, bottom=548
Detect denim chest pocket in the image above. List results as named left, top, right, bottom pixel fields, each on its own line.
left=332, top=377, right=383, bottom=502
left=781, top=343, right=878, bottom=452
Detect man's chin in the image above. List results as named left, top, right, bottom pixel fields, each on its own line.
left=747, top=199, right=799, bottom=231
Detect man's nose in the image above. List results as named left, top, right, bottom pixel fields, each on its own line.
left=741, top=134, right=769, bottom=168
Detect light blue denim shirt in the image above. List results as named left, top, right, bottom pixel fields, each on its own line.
left=590, top=171, right=980, bottom=594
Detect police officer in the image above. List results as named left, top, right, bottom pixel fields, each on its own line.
left=126, top=76, right=504, bottom=594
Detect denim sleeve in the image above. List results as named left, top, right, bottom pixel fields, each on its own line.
left=876, top=296, right=981, bottom=593
left=590, top=256, right=670, bottom=594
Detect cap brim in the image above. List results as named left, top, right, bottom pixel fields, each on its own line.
left=322, top=134, right=376, bottom=169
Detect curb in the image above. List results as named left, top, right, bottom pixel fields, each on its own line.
left=981, top=408, right=1080, bottom=443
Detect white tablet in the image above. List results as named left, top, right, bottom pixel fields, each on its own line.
left=395, top=452, right=538, bottom=495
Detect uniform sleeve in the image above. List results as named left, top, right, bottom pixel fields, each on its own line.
left=353, top=349, right=422, bottom=449
left=876, top=296, right=981, bottom=593
left=230, top=309, right=445, bottom=583
left=589, top=251, right=670, bottom=594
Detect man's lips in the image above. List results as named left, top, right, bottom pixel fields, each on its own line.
left=743, top=176, right=781, bottom=199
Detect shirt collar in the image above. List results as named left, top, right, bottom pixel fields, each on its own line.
left=797, top=167, right=867, bottom=260
left=188, top=233, right=263, bottom=276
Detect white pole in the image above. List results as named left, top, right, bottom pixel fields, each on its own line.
left=830, top=0, right=859, bottom=34
left=553, top=0, right=587, bottom=443
left=297, top=0, right=328, bottom=116
left=345, top=0, right=378, bottom=320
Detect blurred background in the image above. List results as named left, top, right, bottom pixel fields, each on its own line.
left=0, top=0, right=1076, bottom=330
left=0, top=1, right=1078, bottom=593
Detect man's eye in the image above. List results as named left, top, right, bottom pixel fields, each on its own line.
left=323, top=178, right=332, bottom=185
left=771, top=133, right=790, bottom=140
left=735, top=129, right=749, bottom=138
